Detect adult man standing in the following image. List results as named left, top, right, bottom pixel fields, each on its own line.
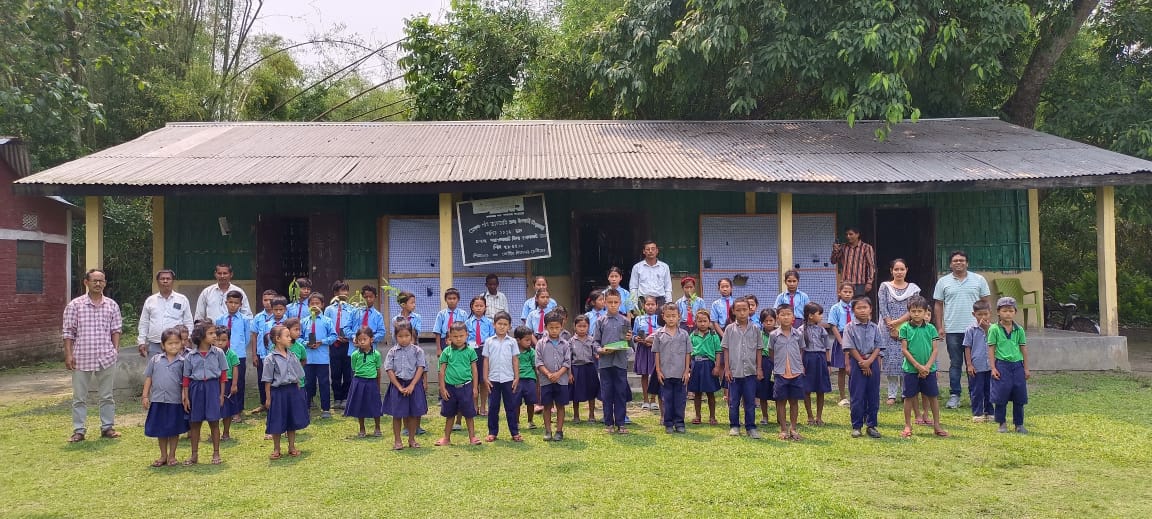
left=933, top=250, right=992, bottom=409
left=137, top=269, right=194, bottom=357
left=629, top=240, right=673, bottom=307
left=830, top=227, right=876, bottom=297
left=194, top=263, right=252, bottom=322
left=63, top=269, right=123, bottom=442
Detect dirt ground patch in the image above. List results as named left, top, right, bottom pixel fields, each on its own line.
left=0, top=369, right=72, bottom=404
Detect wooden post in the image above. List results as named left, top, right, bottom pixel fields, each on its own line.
left=1028, top=189, right=1043, bottom=328
left=151, top=196, right=165, bottom=292
left=1096, top=186, right=1119, bottom=335
left=745, top=192, right=756, bottom=214
left=439, top=193, right=454, bottom=310
left=778, top=193, right=793, bottom=293
left=84, top=196, right=103, bottom=271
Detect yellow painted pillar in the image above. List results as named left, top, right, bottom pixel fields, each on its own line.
left=778, top=193, right=793, bottom=293
left=151, top=196, right=165, bottom=292
left=1096, top=186, right=1119, bottom=336
left=1027, top=189, right=1043, bottom=328
left=438, top=193, right=454, bottom=310
left=84, top=196, right=103, bottom=271
left=745, top=192, right=756, bottom=214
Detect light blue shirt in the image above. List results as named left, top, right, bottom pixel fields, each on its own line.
left=286, top=299, right=311, bottom=320
left=253, top=315, right=286, bottom=358
left=526, top=307, right=551, bottom=335
left=963, top=323, right=991, bottom=372
left=584, top=308, right=607, bottom=336
left=324, top=302, right=356, bottom=341
left=352, top=306, right=387, bottom=352
left=301, top=314, right=337, bottom=364
left=774, top=290, right=811, bottom=310
left=464, top=314, right=494, bottom=348
left=604, top=287, right=633, bottom=313
left=633, top=314, right=660, bottom=340
left=629, top=260, right=673, bottom=300
left=677, top=296, right=707, bottom=326
left=483, top=335, right=520, bottom=383
left=827, top=300, right=851, bottom=334
left=394, top=313, right=422, bottom=337
left=214, top=312, right=251, bottom=359
left=932, top=272, right=991, bottom=333
left=521, top=298, right=557, bottom=323
left=433, top=307, right=470, bottom=340
left=710, top=296, right=734, bottom=327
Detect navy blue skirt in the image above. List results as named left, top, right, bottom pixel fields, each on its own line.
left=687, top=359, right=721, bottom=393
left=187, top=379, right=223, bottom=422
left=381, top=377, right=428, bottom=418
left=223, top=383, right=243, bottom=417
left=144, top=402, right=189, bottom=438
left=802, top=351, right=832, bottom=394
left=266, top=384, right=310, bottom=434
left=571, top=363, right=600, bottom=403
left=344, top=377, right=383, bottom=418
left=756, top=356, right=775, bottom=400
left=830, top=341, right=846, bottom=369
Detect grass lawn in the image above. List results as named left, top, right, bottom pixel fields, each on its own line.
left=2, top=372, right=1151, bottom=517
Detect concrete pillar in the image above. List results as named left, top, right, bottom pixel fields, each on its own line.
left=1096, top=186, right=1119, bottom=335
left=778, top=193, right=793, bottom=293
left=438, top=193, right=454, bottom=309
left=151, top=196, right=165, bottom=292
left=84, top=196, right=103, bottom=271
left=1028, top=189, right=1044, bottom=328
left=745, top=192, right=756, bottom=214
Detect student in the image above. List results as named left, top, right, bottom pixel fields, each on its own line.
left=686, top=310, right=722, bottom=426
left=483, top=274, right=508, bottom=318
left=354, top=286, right=387, bottom=350
left=520, top=276, right=557, bottom=324
left=433, top=288, right=469, bottom=355
left=214, top=290, right=251, bottom=423
left=800, top=302, right=831, bottom=426
left=584, top=289, right=607, bottom=337
left=252, top=289, right=278, bottom=330
left=466, top=295, right=495, bottom=416
left=287, top=278, right=313, bottom=320
left=842, top=296, right=885, bottom=438
left=216, top=325, right=240, bottom=441
left=653, top=303, right=691, bottom=434
left=746, top=295, right=762, bottom=328
left=382, top=322, right=428, bottom=450
left=142, top=328, right=189, bottom=467
left=605, top=267, right=633, bottom=314
left=756, top=308, right=777, bottom=426
left=988, top=297, right=1030, bottom=434
left=594, top=289, right=633, bottom=434
left=633, top=295, right=660, bottom=410
left=301, top=293, right=337, bottom=418
left=899, top=295, right=948, bottom=438
left=326, top=281, right=356, bottom=410
left=525, top=288, right=553, bottom=338
left=774, top=270, right=811, bottom=309
left=723, top=299, right=764, bottom=439
left=569, top=315, right=600, bottom=423
left=484, top=311, right=521, bottom=442
left=964, top=300, right=995, bottom=423
left=676, top=277, right=707, bottom=333
left=262, top=324, right=309, bottom=460
left=436, top=322, right=481, bottom=446
left=826, top=283, right=854, bottom=407
left=249, top=296, right=288, bottom=413
left=536, top=312, right=573, bottom=441
left=394, top=291, right=422, bottom=338
left=285, top=318, right=309, bottom=376
left=181, top=321, right=227, bottom=465
left=513, top=326, right=539, bottom=430
left=770, top=305, right=806, bottom=441
left=345, top=327, right=384, bottom=437
left=710, top=278, right=735, bottom=336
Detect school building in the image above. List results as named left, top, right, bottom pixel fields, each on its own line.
left=14, top=119, right=1152, bottom=369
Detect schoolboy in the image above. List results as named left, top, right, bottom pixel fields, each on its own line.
left=675, top=277, right=707, bottom=333
left=434, top=288, right=470, bottom=354
left=287, top=278, right=313, bottom=319
left=963, top=300, right=995, bottom=423
left=988, top=297, right=1030, bottom=434
left=594, top=289, right=634, bottom=433
left=722, top=299, right=764, bottom=439
left=326, top=281, right=355, bottom=410
left=514, top=326, right=539, bottom=429
left=771, top=305, right=806, bottom=441
left=899, top=295, right=948, bottom=438
left=842, top=296, right=885, bottom=439
left=653, top=303, right=691, bottom=434
left=484, top=274, right=509, bottom=318
left=536, top=312, right=572, bottom=441
left=301, top=293, right=337, bottom=418
left=214, top=291, right=251, bottom=421
left=355, top=285, right=387, bottom=350
left=436, top=322, right=480, bottom=446
left=394, top=291, right=422, bottom=337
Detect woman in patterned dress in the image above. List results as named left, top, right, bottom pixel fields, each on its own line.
left=878, top=259, right=922, bottom=408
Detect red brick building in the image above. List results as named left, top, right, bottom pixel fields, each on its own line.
left=0, top=138, right=78, bottom=366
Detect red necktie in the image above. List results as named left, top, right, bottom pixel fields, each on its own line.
left=686, top=301, right=694, bottom=327
left=448, top=310, right=455, bottom=329
left=647, top=316, right=653, bottom=335
left=311, top=319, right=316, bottom=336
left=226, top=315, right=233, bottom=346
left=335, top=305, right=342, bottom=331
left=790, top=293, right=795, bottom=307
left=538, top=311, right=544, bottom=333
left=725, top=298, right=731, bottom=324
left=476, top=320, right=481, bottom=345
left=361, top=309, right=370, bottom=328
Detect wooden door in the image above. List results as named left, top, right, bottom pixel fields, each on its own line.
left=256, top=214, right=283, bottom=296
left=308, top=213, right=345, bottom=297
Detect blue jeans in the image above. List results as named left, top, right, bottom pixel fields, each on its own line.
left=946, top=333, right=966, bottom=397
left=728, top=376, right=758, bottom=430
left=304, top=364, right=331, bottom=411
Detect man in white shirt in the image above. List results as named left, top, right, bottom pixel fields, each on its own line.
left=137, top=269, right=194, bottom=357
left=483, top=274, right=509, bottom=318
left=629, top=241, right=673, bottom=307
left=194, top=263, right=252, bottom=322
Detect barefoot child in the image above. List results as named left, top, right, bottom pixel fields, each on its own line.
left=827, top=283, right=854, bottom=407
left=484, top=312, right=521, bottom=442
left=756, top=308, right=777, bottom=426
left=964, top=300, right=994, bottom=423
left=842, top=296, right=885, bottom=438
left=594, top=289, right=634, bottom=433
left=345, top=327, right=383, bottom=437
left=723, top=299, right=764, bottom=439
left=263, top=325, right=310, bottom=459
left=653, top=303, right=691, bottom=434
left=536, top=312, right=573, bottom=441
left=436, top=322, right=481, bottom=446
left=216, top=325, right=240, bottom=441
left=688, top=310, right=721, bottom=425
left=182, top=321, right=227, bottom=465
left=899, top=295, right=948, bottom=438
left=382, top=322, right=428, bottom=450
left=143, top=329, right=189, bottom=467
left=988, top=297, right=1029, bottom=434
left=569, top=315, right=600, bottom=423
left=513, top=326, right=539, bottom=429
left=770, top=305, right=805, bottom=441
left=800, top=303, right=831, bottom=426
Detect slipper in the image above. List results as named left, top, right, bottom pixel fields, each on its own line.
left=288, top=449, right=301, bottom=457
left=469, top=438, right=482, bottom=445
left=934, top=429, right=950, bottom=437
left=269, top=452, right=282, bottom=460
left=150, top=459, right=166, bottom=468
left=67, top=433, right=85, bottom=443
left=616, top=428, right=630, bottom=435
left=264, top=434, right=273, bottom=441
left=372, top=430, right=382, bottom=437
left=211, top=455, right=222, bottom=465
left=709, top=419, right=718, bottom=426
left=357, top=432, right=366, bottom=438
left=220, top=434, right=232, bottom=442
left=900, top=428, right=913, bottom=438
left=511, top=435, right=524, bottom=442
left=485, top=435, right=497, bottom=442
left=392, top=443, right=405, bottom=451
left=691, top=418, right=702, bottom=425
left=914, top=418, right=930, bottom=426
left=778, top=432, right=790, bottom=441
left=183, top=458, right=199, bottom=466
left=100, top=428, right=121, bottom=439
left=166, top=459, right=180, bottom=466
left=815, top=419, right=825, bottom=426
left=886, top=398, right=897, bottom=405
left=790, top=432, right=804, bottom=441
left=807, top=419, right=818, bottom=426
left=408, top=442, right=421, bottom=449
left=434, top=438, right=451, bottom=447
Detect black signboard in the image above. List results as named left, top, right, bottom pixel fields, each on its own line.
left=456, top=194, right=552, bottom=266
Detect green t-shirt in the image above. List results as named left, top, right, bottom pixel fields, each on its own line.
left=986, top=323, right=1026, bottom=362
left=224, top=348, right=240, bottom=381
left=690, top=331, right=722, bottom=360
left=291, top=340, right=307, bottom=387
left=518, top=348, right=537, bottom=380
left=351, top=349, right=382, bottom=378
left=438, top=345, right=478, bottom=386
left=898, top=321, right=939, bottom=373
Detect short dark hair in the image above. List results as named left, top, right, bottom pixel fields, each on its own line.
left=485, top=273, right=499, bottom=283
left=393, top=321, right=415, bottom=338
left=573, top=314, right=590, bottom=325
left=215, top=263, right=233, bottom=273
left=513, top=326, right=534, bottom=340
left=448, top=321, right=468, bottom=334
left=271, top=297, right=289, bottom=308
left=775, top=304, right=793, bottom=315
left=331, top=280, right=349, bottom=293
left=850, top=295, right=872, bottom=309
left=661, top=303, right=679, bottom=315
left=284, top=317, right=302, bottom=329
left=492, top=311, right=512, bottom=324
left=973, top=300, right=992, bottom=312
left=784, top=269, right=800, bottom=281
left=845, top=226, right=860, bottom=234
left=155, top=269, right=176, bottom=281
left=544, top=311, right=564, bottom=325
left=308, top=292, right=325, bottom=304
left=604, top=288, right=621, bottom=299
left=262, top=289, right=279, bottom=297
left=759, top=308, right=776, bottom=323
left=907, top=295, right=930, bottom=310
left=642, top=240, right=657, bottom=248
left=444, top=287, right=460, bottom=300
left=160, top=328, right=181, bottom=345
left=190, top=321, right=213, bottom=346
left=84, top=268, right=105, bottom=281
left=361, top=285, right=378, bottom=296
left=949, top=250, right=969, bottom=262
left=226, top=290, right=243, bottom=301
left=295, top=277, right=312, bottom=289
left=802, top=302, right=823, bottom=321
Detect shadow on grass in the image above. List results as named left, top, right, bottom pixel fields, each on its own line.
left=59, top=436, right=122, bottom=453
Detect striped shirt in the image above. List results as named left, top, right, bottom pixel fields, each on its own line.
left=62, top=294, right=123, bottom=371
left=830, top=240, right=876, bottom=286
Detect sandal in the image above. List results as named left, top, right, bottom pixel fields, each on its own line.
left=288, top=449, right=301, bottom=457
left=691, top=418, right=702, bottom=425
left=357, top=432, right=366, bottom=438
left=900, top=427, right=913, bottom=438
left=166, top=459, right=180, bottom=467
left=100, top=428, right=121, bottom=439
left=886, top=398, right=897, bottom=405
left=67, top=432, right=85, bottom=443
left=269, top=452, right=282, bottom=460
left=914, top=418, right=930, bottom=426
left=434, top=438, right=451, bottom=447
left=814, top=419, right=825, bottom=426
left=150, top=459, right=166, bottom=468
left=934, top=429, right=950, bottom=437
left=183, top=457, right=199, bottom=466
left=778, top=432, right=790, bottom=441
left=604, top=427, right=614, bottom=434
left=485, top=435, right=497, bottom=442
left=616, top=428, right=630, bottom=434
left=469, top=437, right=482, bottom=446
left=807, top=419, right=818, bottom=426
left=408, top=442, right=421, bottom=449
left=211, top=455, right=222, bottom=465
left=790, top=431, right=804, bottom=441
left=511, top=435, right=524, bottom=442
left=708, top=419, right=718, bottom=426
left=392, top=442, right=405, bottom=451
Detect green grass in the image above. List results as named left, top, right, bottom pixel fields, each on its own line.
left=3, top=373, right=1152, bottom=517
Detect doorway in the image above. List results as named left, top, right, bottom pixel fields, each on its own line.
left=861, top=207, right=937, bottom=302
left=256, top=214, right=346, bottom=298
left=571, top=210, right=647, bottom=311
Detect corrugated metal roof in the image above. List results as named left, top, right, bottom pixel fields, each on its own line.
left=14, top=118, right=1152, bottom=195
